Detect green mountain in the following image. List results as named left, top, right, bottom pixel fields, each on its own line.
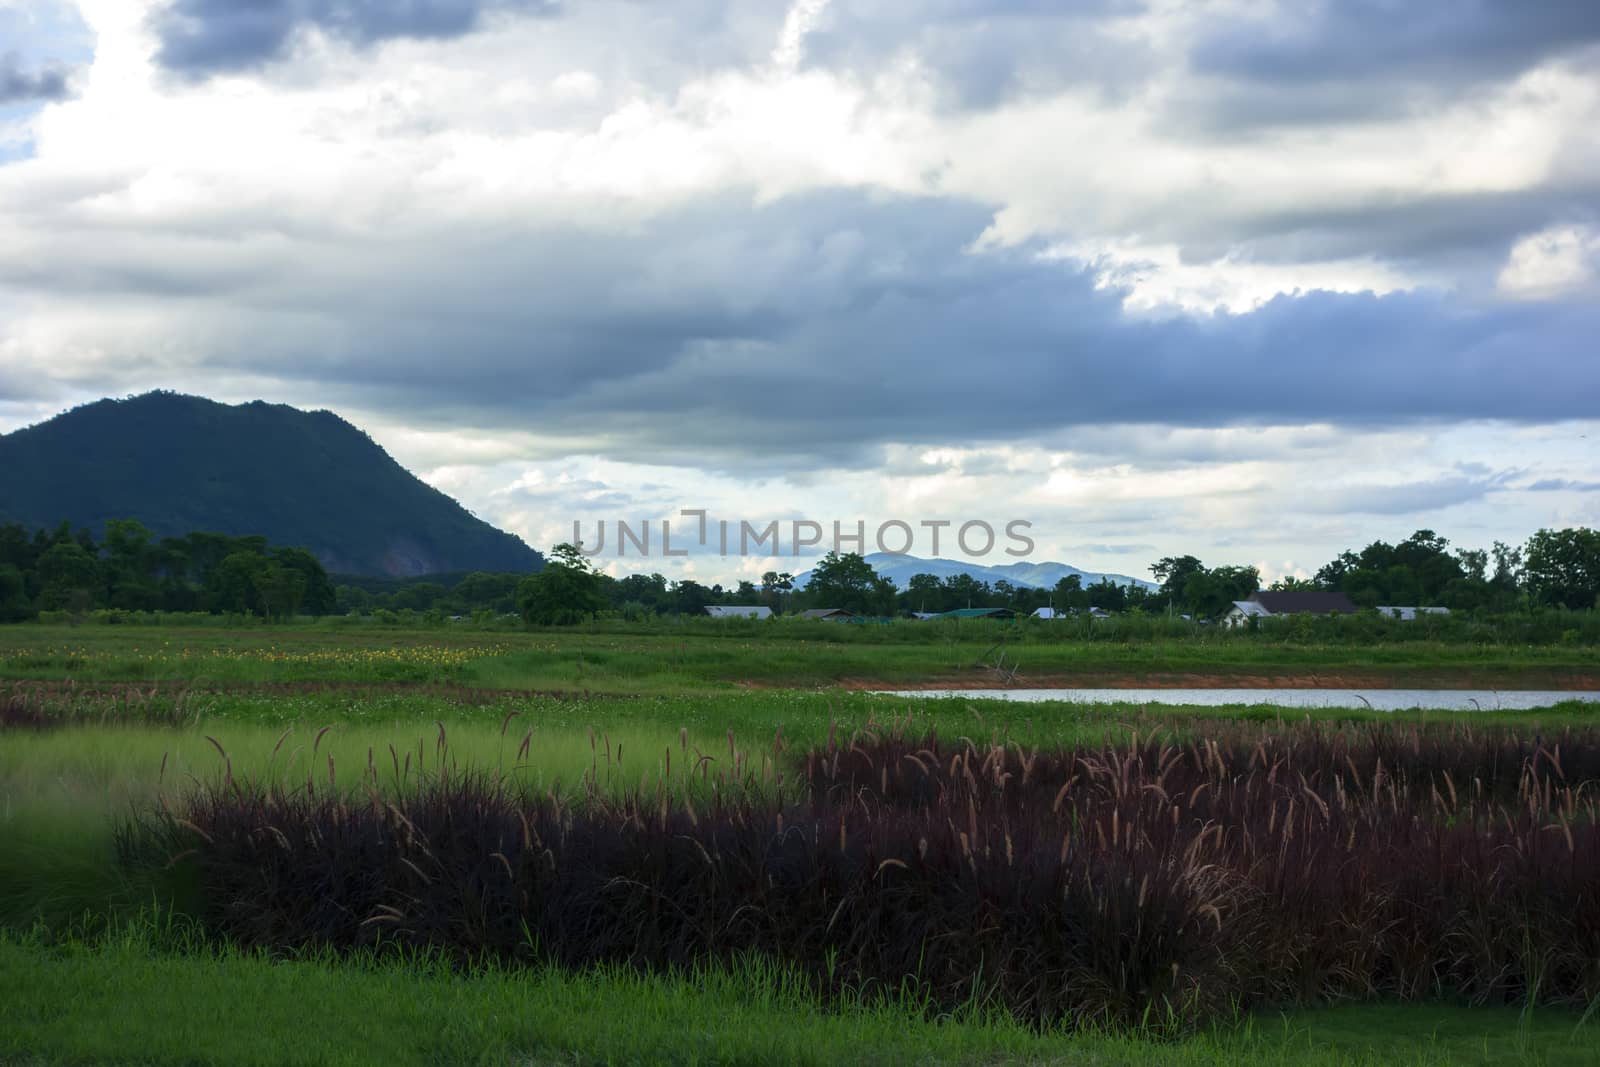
left=0, top=391, right=543, bottom=577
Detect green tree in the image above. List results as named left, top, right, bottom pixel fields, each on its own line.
left=1523, top=527, right=1600, bottom=609
left=906, top=573, right=944, bottom=613
left=453, top=572, right=521, bottom=614
left=36, top=540, right=100, bottom=611
left=759, top=570, right=794, bottom=612
left=804, top=551, right=883, bottom=615
left=1087, top=577, right=1128, bottom=612
left=942, top=573, right=991, bottom=610
left=0, top=564, right=30, bottom=622
left=1053, top=574, right=1088, bottom=612
left=253, top=563, right=308, bottom=621
left=669, top=579, right=712, bottom=616
left=209, top=551, right=269, bottom=614
left=1150, top=555, right=1203, bottom=607
left=516, top=543, right=607, bottom=625
left=1181, top=564, right=1260, bottom=618
left=613, top=572, right=669, bottom=614
left=102, top=518, right=158, bottom=609
left=270, top=546, right=336, bottom=614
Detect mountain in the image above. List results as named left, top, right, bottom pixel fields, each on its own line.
left=0, top=391, right=543, bottom=577
left=794, top=553, right=1155, bottom=591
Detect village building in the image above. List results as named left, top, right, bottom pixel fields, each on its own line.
left=799, top=608, right=858, bottom=621
left=1224, top=590, right=1358, bottom=627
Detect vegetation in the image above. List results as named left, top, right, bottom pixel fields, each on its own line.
left=0, top=519, right=341, bottom=622
left=121, top=721, right=1600, bottom=1031
left=3, top=512, right=1596, bottom=631
left=516, top=542, right=610, bottom=625
left=0, top=391, right=542, bottom=577
left=2, top=620, right=1597, bottom=1064
left=9, top=926, right=1597, bottom=1066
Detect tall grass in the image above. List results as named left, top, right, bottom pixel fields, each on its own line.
left=123, top=719, right=1600, bottom=1030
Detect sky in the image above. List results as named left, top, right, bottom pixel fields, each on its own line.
left=0, top=0, right=1597, bottom=586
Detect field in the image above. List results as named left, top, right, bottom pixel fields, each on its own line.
left=4, top=621, right=1600, bottom=1065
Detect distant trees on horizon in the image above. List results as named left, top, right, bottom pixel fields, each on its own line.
left=1, top=519, right=1595, bottom=624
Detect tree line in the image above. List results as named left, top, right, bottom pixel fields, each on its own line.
left=2, top=520, right=1594, bottom=625
left=518, top=527, right=1600, bottom=625
left=0, top=519, right=338, bottom=621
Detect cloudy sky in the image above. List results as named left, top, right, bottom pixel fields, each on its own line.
left=1, top=0, right=1597, bottom=584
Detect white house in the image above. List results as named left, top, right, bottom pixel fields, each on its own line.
left=1224, top=591, right=1358, bottom=628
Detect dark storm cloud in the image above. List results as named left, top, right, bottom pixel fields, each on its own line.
left=1188, top=1, right=1600, bottom=128
left=78, top=189, right=1586, bottom=470
left=11, top=189, right=1597, bottom=470
left=150, top=0, right=561, bottom=75
left=1128, top=183, right=1600, bottom=287
left=0, top=53, right=72, bottom=104
left=1196, top=1, right=1600, bottom=86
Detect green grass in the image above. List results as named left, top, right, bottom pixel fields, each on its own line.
left=3, top=926, right=1596, bottom=1067
left=4, top=622, right=1598, bottom=1064
left=2, top=621, right=1595, bottom=694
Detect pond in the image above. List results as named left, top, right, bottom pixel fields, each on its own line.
left=869, top=688, right=1600, bottom=711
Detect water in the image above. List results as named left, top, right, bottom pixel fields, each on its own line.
left=869, top=688, right=1600, bottom=711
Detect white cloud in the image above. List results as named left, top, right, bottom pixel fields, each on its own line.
left=1497, top=224, right=1600, bottom=299
left=1, top=0, right=1597, bottom=583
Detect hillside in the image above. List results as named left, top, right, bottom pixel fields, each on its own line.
left=795, top=553, right=1154, bottom=591
left=0, top=392, right=543, bottom=577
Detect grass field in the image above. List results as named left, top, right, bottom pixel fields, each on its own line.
left=5, top=927, right=1598, bottom=1067
left=3, top=620, right=1597, bottom=693
left=3, top=621, right=1598, bottom=1065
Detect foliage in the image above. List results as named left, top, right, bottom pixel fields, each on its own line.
left=1524, top=527, right=1600, bottom=610
left=0, top=519, right=338, bottom=621
left=1312, top=530, right=1523, bottom=612
left=800, top=551, right=898, bottom=615
left=516, top=543, right=609, bottom=625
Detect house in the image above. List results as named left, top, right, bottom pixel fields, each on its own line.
left=704, top=605, right=772, bottom=620
left=910, top=612, right=941, bottom=620
left=800, top=608, right=857, bottom=621
left=936, top=607, right=1016, bottom=620
left=1376, top=606, right=1450, bottom=621
left=1032, top=607, right=1061, bottom=619
left=1224, top=590, right=1358, bottom=627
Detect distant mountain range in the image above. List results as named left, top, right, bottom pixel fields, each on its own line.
left=794, top=553, right=1155, bottom=591
left=0, top=391, right=543, bottom=578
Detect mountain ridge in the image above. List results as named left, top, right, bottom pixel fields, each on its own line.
left=794, top=552, right=1155, bottom=592
left=0, top=391, right=542, bottom=577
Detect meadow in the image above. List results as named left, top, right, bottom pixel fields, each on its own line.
left=3, top=620, right=1599, bottom=1065
left=3, top=616, right=1598, bottom=693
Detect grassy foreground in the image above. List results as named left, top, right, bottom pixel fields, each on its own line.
left=3, top=927, right=1596, bottom=1067
left=3, top=623, right=1598, bottom=1065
